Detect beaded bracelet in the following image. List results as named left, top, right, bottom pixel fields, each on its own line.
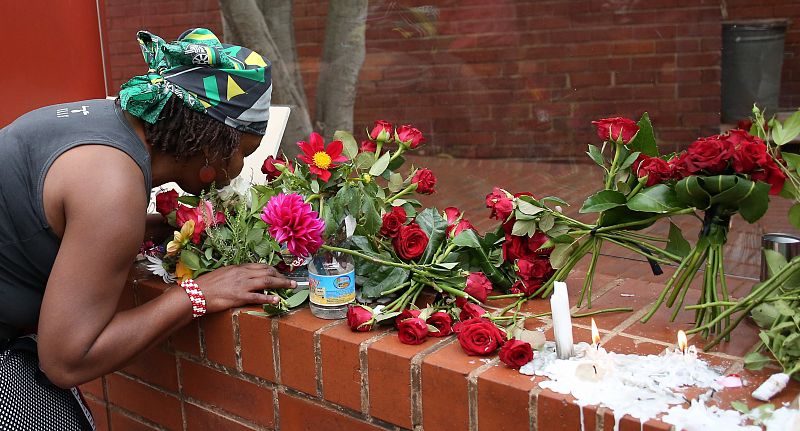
left=180, top=279, right=207, bottom=318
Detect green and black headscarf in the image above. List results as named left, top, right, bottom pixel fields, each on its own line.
left=119, top=28, right=272, bottom=135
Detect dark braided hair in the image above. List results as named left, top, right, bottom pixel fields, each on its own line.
left=142, top=96, right=241, bottom=162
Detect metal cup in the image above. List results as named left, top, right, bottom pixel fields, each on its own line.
left=761, top=233, right=800, bottom=281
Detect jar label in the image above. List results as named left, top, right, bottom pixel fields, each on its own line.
left=308, top=270, right=355, bottom=306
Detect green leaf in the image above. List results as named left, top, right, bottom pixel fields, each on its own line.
left=619, top=151, right=641, bottom=170
left=517, top=200, right=544, bottom=216
left=433, top=262, right=459, bottom=271
left=369, top=151, right=392, bottom=176
left=375, top=311, right=401, bottom=325
left=310, top=179, right=320, bottom=194
left=628, top=112, right=658, bottom=156
left=387, top=155, right=405, bottom=172
left=675, top=176, right=711, bottom=210
left=354, top=152, right=375, bottom=170
left=579, top=190, right=627, bottom=213
left=751, top=303, right=780, bottom=328
left=180, top=250, right=201, bottom=271
left=790, top=203, right=800, bottom=230
left=416, top=208, right=447, bottom=264
left=284, top=289, right=310, bottom=308
left=178, top=195, right=200, bottom=207
left=360, top=198, right=382, bottom=236
left=626, top=184, right=682, bottom=213
left=254, top=239, right=274, bottom=257
left=539, top=213, right=555, bottom=232
left=587, top=144, right=605, bottom=166
left=730, top=401, right=750, bottom=415
left=764, top=249, right=788, bottom=279
left=665, top=222, right=691, bottom=258
left=541, top=196, right=570, bottom=206
left=550, top=237, right=584, bottom=270
left=744, top=351, right=773, bottom=370
left=452, top=229, right=482, bottom=248
left=782, top=152, right=800, bottom=171
left=733, top=180, right=770, bottom=223
left=388, top=173, right=404, bottom=193
left=246, top=227, right=264, bottom=245
left=334, top=130, right=359, bottom=159
left=360, top=266, right=411, bottom=298
left=204, top=247, right=214, bottom=260
left=512, top=219, right=536, bottom=237
left=772, top=110, right=800, bottom=146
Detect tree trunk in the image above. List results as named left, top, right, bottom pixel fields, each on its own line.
left=314, top=0, right=368, bottom=140
left=219, top=0, right=311, bottom=158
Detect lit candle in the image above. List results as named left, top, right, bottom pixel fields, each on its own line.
left=592, top=318, right=601, bottom=349
left=583, top=318, right=607, bottom=360
left=550, top=281, right=574, bottom=359
left=677, top=330, right=687, bottom=355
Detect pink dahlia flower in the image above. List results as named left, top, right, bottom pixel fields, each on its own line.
left=260, top=193, right=325, bottom=257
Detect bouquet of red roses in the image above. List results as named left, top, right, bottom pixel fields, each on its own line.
left=642, top=127, right=785, bottom=336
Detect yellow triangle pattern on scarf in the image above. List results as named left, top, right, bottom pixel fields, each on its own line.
left=226, top=75, right=245, bottom=100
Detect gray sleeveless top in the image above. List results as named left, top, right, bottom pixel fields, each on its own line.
left=0, top=99, right=152, bottom=338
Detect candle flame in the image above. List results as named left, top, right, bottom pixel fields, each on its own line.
left=678, top=330, right=688, bottom=354
left=591, top=318, right=600, bottom=347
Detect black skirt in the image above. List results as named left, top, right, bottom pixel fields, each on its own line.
left=0, top=336, right=95, bottom=431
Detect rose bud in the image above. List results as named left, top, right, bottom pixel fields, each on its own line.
left=454, top=318, right=507, bottom=356
left=426, top=312, right=453, bottom=337
left=459, top=302, right=487, bottom=321
left=591, top=117, right=639, bottom=144
left=411, top=168, right=437, bottom=194
left=370, top=120, right=393, bottom=142
left=394, top=308, right=422, bottom=329
left=395, top=125, right=426, bottom=149
left=346, top=304, right=375, bottom=332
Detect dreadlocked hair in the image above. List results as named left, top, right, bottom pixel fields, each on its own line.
left=142, top=95, right=241, bottom=162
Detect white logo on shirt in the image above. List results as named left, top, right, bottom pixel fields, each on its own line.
left=56, top=105, right=90, bottom=118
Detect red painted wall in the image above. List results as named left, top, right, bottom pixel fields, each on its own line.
left=103, top=0, right=800, bottom=159
left=0, top=0, right=108, bottom=127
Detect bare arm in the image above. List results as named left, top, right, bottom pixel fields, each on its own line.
left=37, top=146, right=294, bottom=388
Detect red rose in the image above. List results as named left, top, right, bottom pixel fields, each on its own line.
left=347, top=305, right=374, bottom=332
left=444, top=207, right=475, bottom=238
left=684, top=136, right=734, bottom=174
left=454, top=318, right=507, bottom=356
left=261, top=156, right=294, bottom=180
left=426, top=312, right=453, bottom=337
left=464, top=272, right=493, bottom=303
left=751, top=160, right=786, bottom=195
left=636, top=155, right=672, bottom=187
left=517, top=257, right=554, bottom=280
left=360, top=140, right=377, bottom=153
left=504, top=232, right=553, bottom=262
left=732, top=141, right=769, bottom=174
left=486, top=187, right=513, bottom=221
left=380, top=206, right=407, bottom=238
left=736, top=119, right=753, bottom=131
left=370, top=120, right=393, bottom=141
left=498, top=339, right=534, bottom=368
left=396, top=125, right=426, bottom=149
left=397, top=317, right=428, bottom=345
left=176, top=201, right=224, bottom=244
left=395, top=308, right=421, bottom=328
left=392, top=223, right=429, bottom=260
left=412, top=169, right=437, bottom=194
left=668, top=152, right=690, bottom=180
left=513, top=278, right=545, bottom=296
left=155, top=189, right=179, bottom=217
left=459, top=302, right=487, bottom=321
left=591, top=117, right=639, bottom=144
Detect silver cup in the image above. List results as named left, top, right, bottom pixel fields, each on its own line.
left=761, top=233, right=800, bottom=281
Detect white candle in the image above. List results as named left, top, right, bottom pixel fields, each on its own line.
left=550, top=281, right=574, bottom=359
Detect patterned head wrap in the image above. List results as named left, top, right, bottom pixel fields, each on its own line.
left=119, top=28, right=272, bottom=135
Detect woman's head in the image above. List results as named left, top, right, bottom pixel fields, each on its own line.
left=118, top=28, right=272, bottom=191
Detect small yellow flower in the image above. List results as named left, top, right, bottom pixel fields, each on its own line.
left=362, top=173, right=372, bottom=184
left=175, top=260, right=193, bottom=281
left=166, top=220, right=195, bottom=256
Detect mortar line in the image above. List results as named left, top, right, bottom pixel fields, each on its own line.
left=359, top=331, right=394, bottom=416
left=410, top=337, right=456, bottom=429
left=313, top=320, right=345, bottom=398
left=467, top=358, right=500, bottom=431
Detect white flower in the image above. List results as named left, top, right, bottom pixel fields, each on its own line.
left=218, top=177, right=253, bottom=207
left=145, top=254, right=176, bottom=284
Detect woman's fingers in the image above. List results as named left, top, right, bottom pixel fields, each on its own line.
left=242, top=291, right=281, bottom=305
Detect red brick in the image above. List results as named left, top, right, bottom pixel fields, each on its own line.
left=121, top=347, right=178, bottom=393
left=319, top=323, right=387, bottom=412
left=106, top=374, right=182, bottom=430
left=238, top=309, right=276, bottom=382
left=366, top=334, right=434, bottom=428
left=421, top=341, right=483, bottom=431
left=180, top=359, right=275, bottom=428
left=603, top=410, right=671, bottom=431
left=201, top=310, right=237, bottom=369
left=477, top=366, right=538, bottom=431
left=277, top=392, right=385, bottom=431
left=184, top=402, right=257, bottom=431
left=536, top=390, right=584, bottom=431
left=108, top=409, right=159, bottom=431
left=80, top=377, right=106, bottom=400
left=276, top=308, right=333, bottom=395
left=85, top=397, right=109, bottom=431
left=171, top=320, right=202, bottom=357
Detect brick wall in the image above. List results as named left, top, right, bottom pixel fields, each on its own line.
left=104, top=0, right=800, bottom=159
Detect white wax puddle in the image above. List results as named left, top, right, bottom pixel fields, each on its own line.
left=662, top=401, right=799, bottom=431
left=519, top=342, right=799, bottom=431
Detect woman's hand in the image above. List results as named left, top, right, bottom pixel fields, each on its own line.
left=193, top=263, right=297, bottom=313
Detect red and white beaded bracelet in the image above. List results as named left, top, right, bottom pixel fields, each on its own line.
left=180, top=279, right=207, bottom=318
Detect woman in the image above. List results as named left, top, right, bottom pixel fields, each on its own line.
left=0, top=28, right=295, bottom=430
